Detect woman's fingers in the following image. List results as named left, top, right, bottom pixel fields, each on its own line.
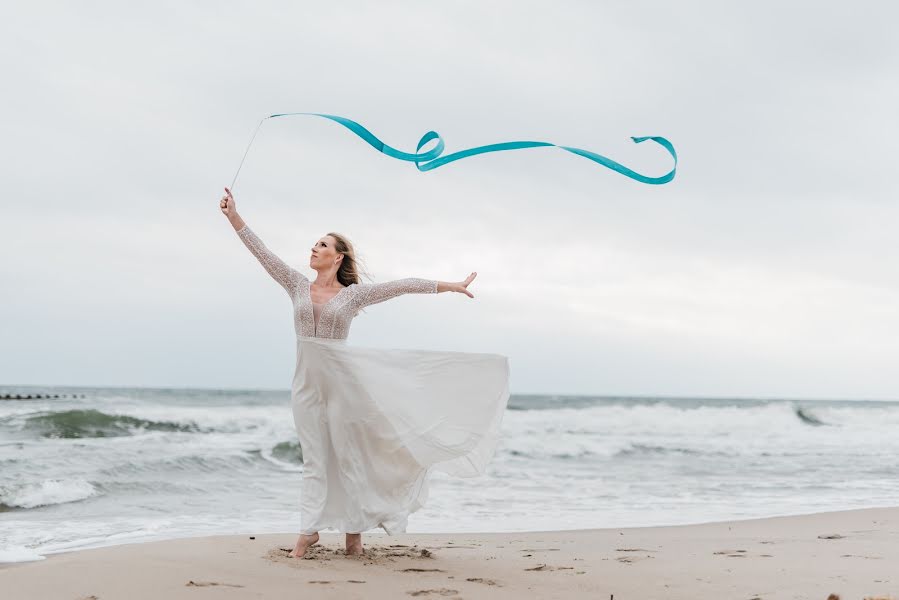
left=461, top=272, right=476, bottom=298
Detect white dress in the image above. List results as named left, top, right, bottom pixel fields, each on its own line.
left=236, top=225, right=511, bottom=535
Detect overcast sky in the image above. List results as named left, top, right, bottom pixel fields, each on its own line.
left=2, top=1, right=897, bottom=399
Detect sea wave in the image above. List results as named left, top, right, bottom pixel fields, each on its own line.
left=615, top=443, right=707, bottom=457
left=0, top=478, right=99, bottom=510
left=20, top=409, right=206, bottom=439
left=0, top=545, right=46, bottom=563
left=504, top=400, right=899, bottom=433
left=496, top=400, right=899, bottom=462
left=258, top=441, right=304, bottom=472
left=795, top=407, right=827, bottom=426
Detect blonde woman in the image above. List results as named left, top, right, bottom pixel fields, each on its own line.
left=220, top=187, right=510, bottom=558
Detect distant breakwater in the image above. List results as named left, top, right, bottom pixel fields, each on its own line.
left=1, top=393, right=86, bottom=400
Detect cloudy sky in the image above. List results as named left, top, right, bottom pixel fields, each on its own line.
left=2, top=1, right=897, bottom=399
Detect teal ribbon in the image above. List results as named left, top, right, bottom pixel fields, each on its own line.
left=230, top=112, right=677, bottom=190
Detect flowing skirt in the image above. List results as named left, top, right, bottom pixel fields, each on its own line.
left=291, top=335, right=511, bottom=535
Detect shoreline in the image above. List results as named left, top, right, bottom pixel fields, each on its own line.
left=2, top=506, right=897, bottom=599
left=4, top=503, right=897, bottom=565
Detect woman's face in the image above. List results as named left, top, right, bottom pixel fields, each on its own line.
left=310, top=235, right=342, bottom=271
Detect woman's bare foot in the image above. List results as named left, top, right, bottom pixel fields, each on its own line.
left=345, top=533, right=364, bottom=556
left=288, top=532, right=319, bottom=558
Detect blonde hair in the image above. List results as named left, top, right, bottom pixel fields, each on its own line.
left=327, top=231, right=370, bottom=287
left=327, top=233, right=374, bottom=316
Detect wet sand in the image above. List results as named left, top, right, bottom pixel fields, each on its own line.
left=2, top=506, right=897, bottom=599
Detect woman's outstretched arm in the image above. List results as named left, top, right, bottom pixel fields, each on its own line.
left=354, top=272, right=477, bottom=308
left=220, top=187, right=307, bottom=295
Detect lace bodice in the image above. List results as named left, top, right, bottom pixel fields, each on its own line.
left=236, top=225, right=438, bottom=339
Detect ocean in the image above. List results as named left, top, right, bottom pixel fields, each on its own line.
left=2, top=385, right=898, bottom=563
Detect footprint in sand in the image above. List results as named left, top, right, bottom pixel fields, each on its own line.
left=388, top=548, right=435, bottom=558
left=400, top=568, right=445, bottom=573
left=185, top=580, right=245, bottom=588
left=274, top=546, right=330, bottom=561
left=269, top=544, right=435, bottom=566
left=525, top=564, right=576, bottom=571
left=817, top=533, right=846, bottom=539
left=466, top=577, right=501, bottom=586
left=615, top=555, right=654, bottom=564
left=406, top=589, right=458, bottom=597
left=713, top=550, right=748, bottom=557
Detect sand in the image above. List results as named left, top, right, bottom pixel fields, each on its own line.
left=2, top=506, right=897, bottom=599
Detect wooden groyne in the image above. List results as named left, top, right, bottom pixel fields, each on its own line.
left=0, top=393, right=87, bottom=400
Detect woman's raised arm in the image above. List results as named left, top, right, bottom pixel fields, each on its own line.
left=220, top=187, right=307, bottom=296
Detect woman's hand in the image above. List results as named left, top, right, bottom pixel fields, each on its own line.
left=220, top=187, right=246, bottom=231
left=440, top=272, right=477, bottom=298
left=220, top=187, right=236, bottom=217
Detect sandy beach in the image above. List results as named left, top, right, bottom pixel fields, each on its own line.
left=2, top=506, right=896, bottom=600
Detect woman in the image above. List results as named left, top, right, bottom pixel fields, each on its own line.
left=219, top=187, right=510, bottom=559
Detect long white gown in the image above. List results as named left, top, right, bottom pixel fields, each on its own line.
left=236, top=225, right=511, bottom=535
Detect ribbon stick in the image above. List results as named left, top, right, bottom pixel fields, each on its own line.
left=230, top=112, right=677, bottom=191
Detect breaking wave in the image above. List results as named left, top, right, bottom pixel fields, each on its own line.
left=21, top=409, right=205, bottom=439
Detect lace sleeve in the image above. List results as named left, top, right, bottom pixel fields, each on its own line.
left=236, top=225, right=307, bottom=295
left=353, top=277, right=438, bottom=309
